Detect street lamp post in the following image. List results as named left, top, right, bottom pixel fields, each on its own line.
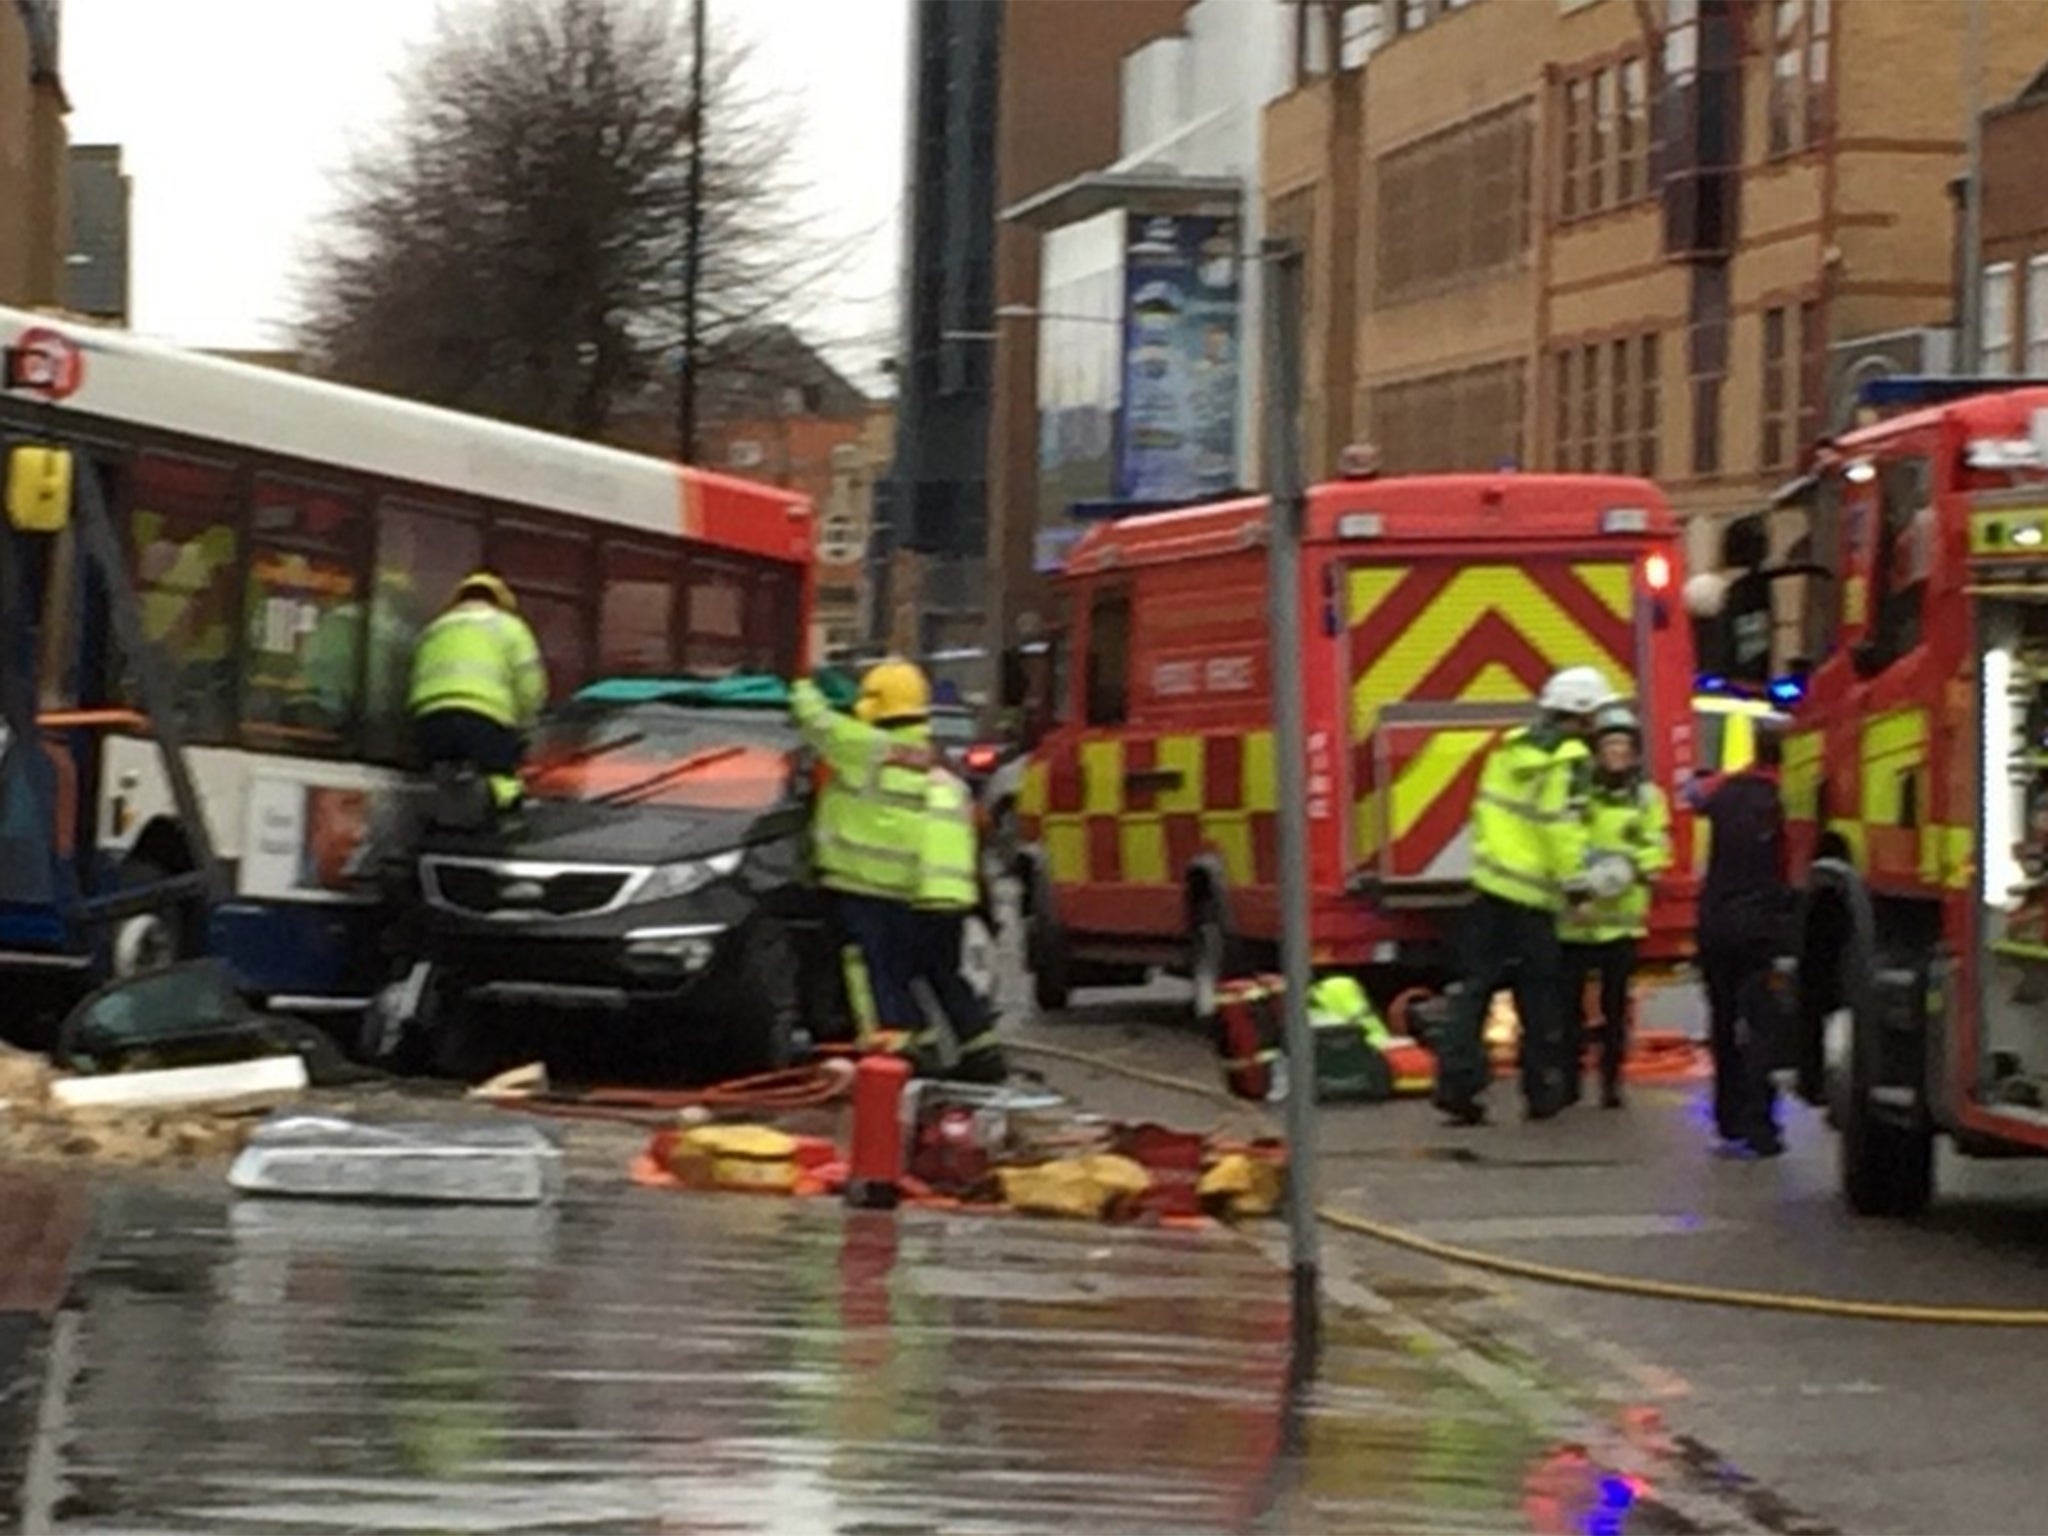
left=679, top=0, right=708, bottom=464
left=1260, top=237, right=1321, bottom=1377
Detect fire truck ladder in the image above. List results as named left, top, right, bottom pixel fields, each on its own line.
left=0, top=434, right=223, bottom=976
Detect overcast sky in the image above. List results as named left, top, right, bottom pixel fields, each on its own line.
left=62, top=0, right=908, bottom=383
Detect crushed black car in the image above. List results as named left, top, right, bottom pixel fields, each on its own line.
left=395, top=684, right=854, bottom=1081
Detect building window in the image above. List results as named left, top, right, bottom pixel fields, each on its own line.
left=2029, top=257, right=2048, bottom=375
left=1797, top=298, right=1824, bottom=455
left=1761, top=306, right=1790, bottom=470
left=1769, top=0, right=1831, bottom=155
left=818, top=514, right=864, bottom=564
left=1608, top=338, right=1631, bottom=473
left=1983, top=262, right=2017, bottom=376
left=1372, top=361, right=1526, bottom=475
left=1692, top=378, right=1723, bottom=475
left=1554, top=350, right=1576, bottom=469
left=729, top=439, right=765, bottom=469
left=1550, top=332, right=1662, bottom=476
left=1376, top=103, right=1532, bottom=304
left=1637, top=333, right=1662, bottom=478
left=1399, top=0, right=1432, bottom=33
left=1560, top=55, right=1651, bottom=222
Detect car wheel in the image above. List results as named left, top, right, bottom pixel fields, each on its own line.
left=421, top=970, right=503, bottom=1083
left=708, top=917, right=800, bottom=1080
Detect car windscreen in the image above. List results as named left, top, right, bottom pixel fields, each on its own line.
left=524, top=705, right=795, bottom=811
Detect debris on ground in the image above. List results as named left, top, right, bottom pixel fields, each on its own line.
left=0, top=1039, right=281, bottom=1166
left=51, top=1054, right=308, bottom=1114
left=228, top=1112, right=566, bottom=1204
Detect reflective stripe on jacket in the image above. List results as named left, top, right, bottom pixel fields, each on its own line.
left=917, top=767, right=980, bottom=912
left=407, top=602, right=547, bottom=729
left=1470, top=725, right=1591, bottom=913
left=792, top=678, right=932, bottom=902
left=1559, top=779, right=1673, bottom=943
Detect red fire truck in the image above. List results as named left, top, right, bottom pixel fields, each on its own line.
left=1698, top=378, right=2048, bottom=1216
left=1014, top=472, right=1698, bottom=1022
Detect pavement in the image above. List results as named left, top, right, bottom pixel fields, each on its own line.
left=1014, top=979, right=2048, bottom=1536
left=9, top=951, right=2048, bottom=1533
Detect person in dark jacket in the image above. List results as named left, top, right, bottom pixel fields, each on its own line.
left=1690, top=723, right=1792, bottom=1157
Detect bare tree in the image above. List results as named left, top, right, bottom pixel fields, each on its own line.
left=300, top=0, right=836, bottom=440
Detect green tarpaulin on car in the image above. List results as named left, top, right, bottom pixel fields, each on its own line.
left=573, top=671, right=860, bottom=710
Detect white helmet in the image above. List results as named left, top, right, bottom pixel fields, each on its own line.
left=1540, top=665, right=1617, bottom=717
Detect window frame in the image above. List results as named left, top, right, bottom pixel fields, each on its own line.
left=238, top=470, right=372, bottom=757
left=1982, top=261, right=2017, bottom=376
left=1084, top=585, right=1134, bottom=729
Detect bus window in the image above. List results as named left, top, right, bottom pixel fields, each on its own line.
left=683, top=555, right=751, bottom=673
left=1085, top=588, right=1131, bottom=728
left=241, top=475, right=367, bottom=752
left=599, top=540, right=680, bottom=675
left=128, top=453, right=241, bottom=743
left=749, top=565, right=803, bottom=674
left=1869, top=455, right=1931, bottom=670
left=364, top=501, right=483, bottom=761
left=493, top=521, right=594, bottom=697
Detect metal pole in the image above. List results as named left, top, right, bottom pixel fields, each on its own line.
left=1961, top=0, right=1986, bottom=371
left=1261, top=237, right=1320, bottom=1375
left=679, top=0, right=708, bottom=463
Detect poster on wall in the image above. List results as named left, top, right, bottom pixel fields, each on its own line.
left=1117, top=213, right=1241, bottom=505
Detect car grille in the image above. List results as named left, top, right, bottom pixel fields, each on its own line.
left=428, top=862, right=632, bottom=918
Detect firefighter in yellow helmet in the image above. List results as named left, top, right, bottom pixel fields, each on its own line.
left=791, top=658, right=936, bottom=1051
left=1432, top=665, right=1615, bottom=1126
left=407, top=573, right=548, bottom=810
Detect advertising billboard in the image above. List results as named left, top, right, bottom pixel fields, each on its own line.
left=1117, top=213, right=1241, bottom=505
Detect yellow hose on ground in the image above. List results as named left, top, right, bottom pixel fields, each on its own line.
left=1008, top=1038, right=2048, bottom=1327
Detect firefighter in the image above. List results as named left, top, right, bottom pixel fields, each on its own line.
left=1558, top=703, right=1672, bottom=1109
left=1432, top=665, right=1614, bottom=1125
left=790, top=658, right=935, bottom=1051
left=907, top=762, right=1008, bottom=1082
left=1691, top=722, right=1792, bottom=1157
left=407, top=572, right=547, bottom=811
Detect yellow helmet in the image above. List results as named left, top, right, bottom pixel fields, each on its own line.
left=455, top=571, right=518, bottom=612
left=855, top=657, right=931, bottom=725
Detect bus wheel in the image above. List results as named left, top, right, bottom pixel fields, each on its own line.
left=112, top=858, right=199, bottom=978
left=1841, top=967, right=1935, bottom=1217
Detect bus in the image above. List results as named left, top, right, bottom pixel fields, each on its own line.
left=0, top=308, right=814, bottom=1009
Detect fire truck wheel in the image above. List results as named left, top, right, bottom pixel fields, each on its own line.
left=1029, top=905, right=1073, bottom=1013
left=1840, top=967, right=1934, bottom=1218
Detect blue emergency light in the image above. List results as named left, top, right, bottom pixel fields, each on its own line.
left=1768, top=675, right=1806, bottom=707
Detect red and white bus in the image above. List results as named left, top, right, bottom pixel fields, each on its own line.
left=0, top=308, right=814, bottom=1006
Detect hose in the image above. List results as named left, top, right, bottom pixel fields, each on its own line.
left=482, top=1060, right=854, bottom=1127
left=1005, top=1039, right=2048, bottom=1327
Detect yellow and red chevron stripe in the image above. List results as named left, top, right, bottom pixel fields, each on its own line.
left=1348, top=562, right=1637, bottom=869
left=1019, top=730, right=1279, bottom=890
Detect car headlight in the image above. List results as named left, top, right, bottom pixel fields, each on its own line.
left=632, top=849, right=744, bottom=905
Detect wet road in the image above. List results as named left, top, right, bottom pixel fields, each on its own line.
left=1017, top=981, right=2048, bottom=1536
left=21, top=1166, right=1719, bottom=1536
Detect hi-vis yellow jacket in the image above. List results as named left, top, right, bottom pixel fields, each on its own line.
left=1470, top=726, right=1591, bottom=914
left=1559, top=778, right=1673, bottom=943
left=407, top=602, right=547, bottom=729
left=792, top=678, right=933, bottom=902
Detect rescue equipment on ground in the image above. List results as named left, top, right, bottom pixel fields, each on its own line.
left=996, top=1154, right=1152, bottom=1221
left=845, top=1053, right=911, bottom=1209
left=1214, top=973, right=1428, bottom=1103
left=666, top=1124, right=804, bottom=1194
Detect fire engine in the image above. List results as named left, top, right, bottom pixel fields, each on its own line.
left=1698, top=377, right=2048, bottom=1217
left=1013, top=471, right=1697, bottom=1024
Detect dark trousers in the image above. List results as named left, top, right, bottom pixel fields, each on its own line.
left=413, top=709, right=521, bottom=776
left=1436, top=893, right=1568, bottom=1113
left=905, top=909, right=998, bottom=1059
left=1562, top=937, right=1638, bottom=1093
left=1701, top=940, right=1781, bottom=1145
left=836, top=893, right=919, bottom=1033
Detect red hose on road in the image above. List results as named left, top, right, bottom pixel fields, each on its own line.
left=481, top=1060, right=855, bottom=1127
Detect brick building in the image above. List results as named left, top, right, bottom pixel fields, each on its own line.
left=0, top=0, right=68, bottom=310
left=1267, top=0, right=2048, bottom=568
left=1978, top=60, right=2048, bottom=376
